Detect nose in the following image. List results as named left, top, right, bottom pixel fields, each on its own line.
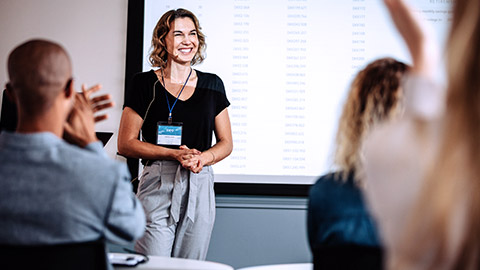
left=181, top=34, right=192, bottom=44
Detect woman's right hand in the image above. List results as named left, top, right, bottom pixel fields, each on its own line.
left=384, top=0, right=438, bottom=77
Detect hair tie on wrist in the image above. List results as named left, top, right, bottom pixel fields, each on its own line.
left=210, top=151, right=216, bottom=164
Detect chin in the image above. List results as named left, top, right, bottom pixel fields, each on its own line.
left=176, top=57, right=194, bottom=64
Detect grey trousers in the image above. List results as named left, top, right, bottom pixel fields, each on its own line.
left=134, top=160, right=215, bottom=260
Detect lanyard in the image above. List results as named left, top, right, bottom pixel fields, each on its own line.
left=161, top=67, right=192, bottom=124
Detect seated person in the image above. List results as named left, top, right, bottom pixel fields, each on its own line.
left=307, top=57, right=408, bottom=268
left=0, top=39, right=145, bottom=266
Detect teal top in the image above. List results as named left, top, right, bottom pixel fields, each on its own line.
left=308, top=171, right=381, bottom=249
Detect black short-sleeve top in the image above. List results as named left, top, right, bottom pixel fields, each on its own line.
left=124, top=69, right=230, bottom=154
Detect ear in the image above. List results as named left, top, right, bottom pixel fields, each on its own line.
left=64, top=78, right=74, bottom=99
left=5, top=83, right=15, bottom=102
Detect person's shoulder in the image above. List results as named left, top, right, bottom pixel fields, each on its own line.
left=196, top=69, right=221, bottom=80
left=310, top=173, right=336, bottom=199
left=127, top=70, right=158, bottom=100
left=131, top=70, right=157, bottom=82
left=309, top=171, right=365, bottom=218
left=196, top=69, right=225, bottom=92
left=312, top=172, right=354, bottom=190
left=133, top=69, right=155, bottom=77
left=310, top=172, right=358, bottom=201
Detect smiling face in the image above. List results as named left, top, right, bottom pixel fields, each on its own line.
left=165, top=17, right=199, bottom=65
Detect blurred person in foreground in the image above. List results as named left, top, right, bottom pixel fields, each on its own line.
left=363, top=0, right=480, bottom=269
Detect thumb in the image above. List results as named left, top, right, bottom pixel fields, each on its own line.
left=64, top=122, right=74, bottom=135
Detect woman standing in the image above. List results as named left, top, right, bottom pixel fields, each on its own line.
left=118, top=8, right=232, bottom=260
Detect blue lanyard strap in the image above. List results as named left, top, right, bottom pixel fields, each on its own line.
left=161, top=67, right=193, bottom=124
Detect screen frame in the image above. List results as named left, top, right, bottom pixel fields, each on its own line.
left=124, top=0, right=311, bottom=197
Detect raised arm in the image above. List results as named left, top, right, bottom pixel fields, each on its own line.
left=362, top=0, right=445, bottom=258
left=384, top=0, right=445, bottom=121
left=384, top=0, right=438, bottom=77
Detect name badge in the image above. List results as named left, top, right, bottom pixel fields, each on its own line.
left=157, top=121, right=183, bottom=146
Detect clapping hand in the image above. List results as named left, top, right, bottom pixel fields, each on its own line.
left=63, top=84, right=114, bottom=147
left=81, top=84, right=115, bottom=122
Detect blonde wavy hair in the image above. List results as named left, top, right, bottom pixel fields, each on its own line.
left=149, top=8, right=206, bottom=68
left=334, top=57, right=408, bottom=184
left=395, top=0, right=480, bottom=268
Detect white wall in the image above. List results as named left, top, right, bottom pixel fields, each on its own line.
left=0, top=0, right=128, bottom=158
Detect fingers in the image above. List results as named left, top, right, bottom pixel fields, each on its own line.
left=63, top=122, right=74, bottom=136
left=179, top=146, right=201, bottom=155
left=79, top=84, right=114, bottom=123
left=178, top=146, right=201, bottom=155
left=181, top=158, right=196, bottom=168
left=90, top=94, right=112, bottom=104
left=188, top=148, right=201, bottom=155
left=180, top=150, right=201, bottom=159
left=81, top=84, right=102, bottom=98
left=64, top=90, right=98, bottom=147
left=191, top=163, right=203, bottom=173
left=177, top=147, right=204, bottom=173
left=73, top=91, right=90, bottom=110
left=88, top=93, right=114, bottom=112
left=180, top=152, right=198, bottom=160
left=94, top=114, right=109, bottom=122
left=181, top=158, right=203, bottom=173
left=92, top=100, right=114, bottom=113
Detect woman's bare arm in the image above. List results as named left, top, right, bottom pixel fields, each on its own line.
left=186, top=108, right=233, bottom=173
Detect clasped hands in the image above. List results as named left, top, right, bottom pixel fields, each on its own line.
left=64, top=83, right=114, bottom=147
left=177, top=145, right=207, bottom=173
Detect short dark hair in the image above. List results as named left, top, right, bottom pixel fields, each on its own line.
left=7, top=39, right=72, bottom=114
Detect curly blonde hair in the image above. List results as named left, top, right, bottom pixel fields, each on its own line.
left=334, top=57, right=408, bottom=184
left=149, top=8, right=206, bottom=68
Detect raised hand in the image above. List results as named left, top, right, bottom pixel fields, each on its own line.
left=81, top=84, right=114, bottom=122
left=63, top=86, right=98, bottom=147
